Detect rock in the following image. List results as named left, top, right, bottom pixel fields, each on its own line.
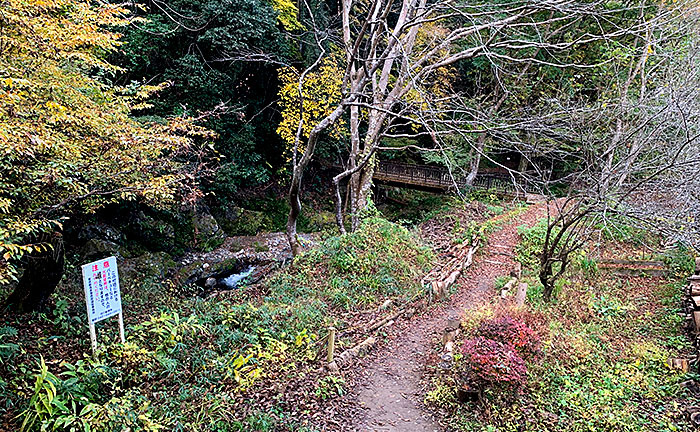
left=193, top=213, right=226, bottom=250
left=175, top=257, right=239, bottom=285
left=77, top=223, right=124, bottom=244
left=79, top=238, right=124, bottom=260
left=204, top=277, right=217, bottom=288
left=118, top=251, right=176, bottom=283
left=134, top=212, right=177, bottom=252
left=213, top=206, right=266, bottom=236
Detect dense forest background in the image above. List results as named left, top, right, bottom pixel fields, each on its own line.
left=2, top=0, right=700, bottom=430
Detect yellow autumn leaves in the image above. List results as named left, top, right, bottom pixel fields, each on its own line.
left=0, top=0, right=212, bottom=283
left=276, top=58, right=346, bottom=165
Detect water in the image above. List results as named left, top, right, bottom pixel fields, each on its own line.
left=220, top=266, right=256, bottom=289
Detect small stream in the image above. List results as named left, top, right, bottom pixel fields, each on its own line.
left=219, top=266, right=256, bottom=289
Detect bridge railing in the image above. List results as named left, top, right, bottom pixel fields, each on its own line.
left=374, top=161, right=537, bottom=194
left=374, top=162, right=452, bottom=187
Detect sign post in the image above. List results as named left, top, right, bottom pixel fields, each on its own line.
left=81, top=256, right=124, bottom=353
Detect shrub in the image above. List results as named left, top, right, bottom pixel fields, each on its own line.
left=476, top=316, right=540, bottom=358
left=516, top=219, right=553, bottom=270
left=268, top=216, right=433, bottom=311
left=661, top=243, right=694, bottom=279
left=459, top=337, right=527, bottom=393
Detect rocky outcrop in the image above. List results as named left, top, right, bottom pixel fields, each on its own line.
left=118, top=251, right=177, bottom=284
left=214, top=206, right=267, bottom=236
left=192, top=213, right=225, bottom=250
left=79, top=238, right=125, bottom=261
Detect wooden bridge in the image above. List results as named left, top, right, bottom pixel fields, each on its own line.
left=373, top=161, right=538, bottom=196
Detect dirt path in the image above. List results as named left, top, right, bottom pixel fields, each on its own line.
left=349, top=204, right=545, bottom=431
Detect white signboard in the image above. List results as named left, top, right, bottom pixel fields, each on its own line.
left=81, top=256, right=125, bottom=352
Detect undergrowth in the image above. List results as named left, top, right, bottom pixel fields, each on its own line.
left=1, top=217, right=432, bottom=431
left=427, top=220, right=696, bottom=432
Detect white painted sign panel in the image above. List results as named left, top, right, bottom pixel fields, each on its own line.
left=81, top=256, right=122, bottom=323
left=81, top=256, right=125, bottom=352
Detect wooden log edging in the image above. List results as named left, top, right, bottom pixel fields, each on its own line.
left=423, top=235, right=480, bottom=300
left=326, top=238, right=482, bottom=372
left=326, top=307, right=415, bottom=372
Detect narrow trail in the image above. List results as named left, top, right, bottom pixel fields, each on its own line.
left=349, top=204, right=546, bottom=431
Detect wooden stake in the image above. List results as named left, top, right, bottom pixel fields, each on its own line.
left=327, top=327, right=336, bottom=363
left=515, top=282, right=528, bottom=307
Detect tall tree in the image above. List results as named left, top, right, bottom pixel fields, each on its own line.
left=280, top=0, right=689, bottom=253
left=117, top=0, right=292, bottom=200
left=0, top=0, right=212, bottom=311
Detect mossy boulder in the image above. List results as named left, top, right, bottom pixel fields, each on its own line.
left=118, top=251, right=177, bottom=284
left=77, top=223, right=124, bottom=245
left=214, top=206, right=267, bottom=236
left=132, top=212, right=177, bottom=252
left=192, top=213, right=226, bottom=251
left=78, top=239, right=127, bottom=261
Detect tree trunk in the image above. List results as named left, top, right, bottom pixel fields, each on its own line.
left=351, top=157, right=375, bottom=231
left=465, top=134, right=486, bottom=186
left=4, top=232, right=65, bottom=312
left=518, top=152, right=530, bottom=172
left=539, top=261, right=554, bottom=301
left=286, top=174, right=303, bottom=257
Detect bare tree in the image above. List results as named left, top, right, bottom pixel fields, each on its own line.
left=523, top=17, right=700, bottom=299
left=280, top=0, right=700, bottom=257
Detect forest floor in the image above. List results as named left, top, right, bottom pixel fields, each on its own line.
left=344, top=204, right=546, bottom=431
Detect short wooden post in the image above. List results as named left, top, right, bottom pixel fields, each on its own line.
left=327, top=327, right=336, bottom=363
left=515, top=282, right=528, bottom=307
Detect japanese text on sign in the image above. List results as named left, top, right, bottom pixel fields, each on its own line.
left=81, top=256, right=122, bottom=324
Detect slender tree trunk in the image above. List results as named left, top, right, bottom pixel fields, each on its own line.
left=465, top=142, right=483, bottom=186
left=352, top=156, right=375, bottom=230
left=334, top=177, right=347, bottom=234
left=518, top=152, right=530, bottom=172
left=4, top=232, right=65, bottom=312
left=286, top=175, right=303, bottom=257
left=285, top=100, right=347, bottom=256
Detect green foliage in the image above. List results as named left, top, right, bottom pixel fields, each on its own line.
left=20, top=356, right=160, bottom=432
left=428, top=270, right=694, bottom=432
left=378, top=189, right=453, bottom=224
left=315, top=375, right=346, bottom=401
left=515, top=218, right=554, bottom=271
left=600, top=222, right=650, bottom=246
left=118, top=0, right=290, bottom=198
left=575, top=253, right=599, bottom=278
left=493, top=276, right=511, bottom=291
left=0, top=0, right=213, bottom=284
left=47, top=299, right=84, bottom=339
left=0, top=326, right=20, bottom=364
left=5, top=216, right=431, bottom=429
left=269, top=217, right=433, bottom=311
left=661, top=244, right=695, bottom=279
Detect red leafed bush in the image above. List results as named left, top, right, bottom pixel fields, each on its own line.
left=459, top=337, right=527, bottom=392
left=476, top=315, right=540, bottom=358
